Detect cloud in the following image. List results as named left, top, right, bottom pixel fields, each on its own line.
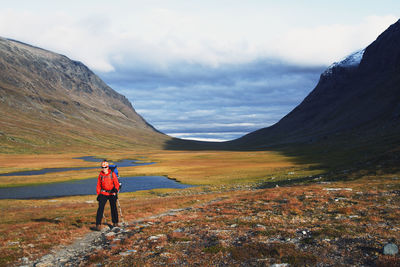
left=275, top=15, right=398, bottom=65
left=0, top=9, right=116, bottom=72
left=0, top=7, right=397, bottom=71
left=101, top=60, right=326, bottom=140
left=169, top=132, right=248, bottom=142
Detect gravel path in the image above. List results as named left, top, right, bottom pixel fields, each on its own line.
left=25, top=198, right=225, bottom=267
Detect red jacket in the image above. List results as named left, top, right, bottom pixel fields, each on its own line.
left=97, top=170, right=120, bottom=196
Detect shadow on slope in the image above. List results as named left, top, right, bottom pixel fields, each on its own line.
left=164, top=131, right=400, bottom=184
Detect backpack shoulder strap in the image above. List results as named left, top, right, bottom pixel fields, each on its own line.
left=100, top=171, right=111, bottom=185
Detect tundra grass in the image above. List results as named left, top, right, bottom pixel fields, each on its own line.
left=90, top=175, right=400, bottom=266
left=0, top=188, right=227, bottom=266
left=0, top=149, right=319, bottom=266
left=0, top=150, right=321, bottom=187
left=0, top=147, right=399, bottom=266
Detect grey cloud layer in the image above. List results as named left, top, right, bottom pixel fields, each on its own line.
left=99, top=60, right=326, bottom=141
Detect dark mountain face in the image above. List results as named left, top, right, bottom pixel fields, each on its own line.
left=0, top=37, right=169, bottom=152
left=232, top=19, right=400, bottom=149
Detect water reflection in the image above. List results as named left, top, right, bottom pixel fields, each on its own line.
left=0, top=176, right=191, bottom=199
left=0, top=156, right=192, bottom=199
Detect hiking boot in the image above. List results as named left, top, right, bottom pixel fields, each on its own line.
left=113, top=222, right=119, bottom=227
left=93, top=225, right=101, bottom=231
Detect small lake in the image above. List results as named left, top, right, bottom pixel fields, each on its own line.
left=0, top=156, right=192, bottom=199
left=0, top=176, right=191, bottom=199
left=0, top=156, right=153, bottom=176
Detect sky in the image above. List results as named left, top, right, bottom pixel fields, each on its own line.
left=1, top=1, right=399, bottom=141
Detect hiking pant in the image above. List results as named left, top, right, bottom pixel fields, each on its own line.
left=96, top=194, right=118, bottom=225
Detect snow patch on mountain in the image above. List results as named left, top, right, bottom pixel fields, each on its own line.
left=323, top=49, right=365, bottom=76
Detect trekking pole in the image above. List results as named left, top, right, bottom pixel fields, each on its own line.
left=103, top=213, right=108, bottom=225
left=117, top=198, right=125, bottom=226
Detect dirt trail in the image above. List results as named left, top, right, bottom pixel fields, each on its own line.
left=24, top=185, right=400, bottom=266
left=28, top=198, right=225, bottom=267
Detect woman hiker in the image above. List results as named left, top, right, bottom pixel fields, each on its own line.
left=94, top=160, right=120, bottom=231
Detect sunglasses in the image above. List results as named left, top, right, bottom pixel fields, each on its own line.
left=101, top=166, right=108, bottom=169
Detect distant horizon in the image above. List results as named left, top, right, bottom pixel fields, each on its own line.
left=1, top=1, right=399, bottom=141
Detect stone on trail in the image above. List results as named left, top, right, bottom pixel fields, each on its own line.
left=105, top=231, right=116, bottom=237
left=119, top=250, right=137, bottom=256
left=383, top=243, right=399, bottom=255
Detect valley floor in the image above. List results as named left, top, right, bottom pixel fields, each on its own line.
left=20, top=176, right=400, bottom=267
left=1, top=150, right=399, bottom=266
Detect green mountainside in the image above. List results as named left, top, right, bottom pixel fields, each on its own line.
left=0, top=37, right=170, bottom=153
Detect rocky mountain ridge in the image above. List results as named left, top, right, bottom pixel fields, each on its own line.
left=0, top=37, right=168, bottom=152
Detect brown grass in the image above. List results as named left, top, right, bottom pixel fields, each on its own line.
left=0, top=150, right=399, bottom=266
left=88, top=175, right=400, bottom=266
left=0, top=150, right=318, bottom=187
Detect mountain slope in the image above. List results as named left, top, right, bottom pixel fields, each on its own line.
left=0, top=37, right=169, bottom=153
left=231, top=19, right=400, bottom=149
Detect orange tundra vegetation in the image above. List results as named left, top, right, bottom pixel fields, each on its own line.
left=0, top=150, right=399, bottom=266
left=81, top=175, right=400, bottom=266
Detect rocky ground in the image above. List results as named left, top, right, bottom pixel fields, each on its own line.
left=24, top=177, right=400, bottom=267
